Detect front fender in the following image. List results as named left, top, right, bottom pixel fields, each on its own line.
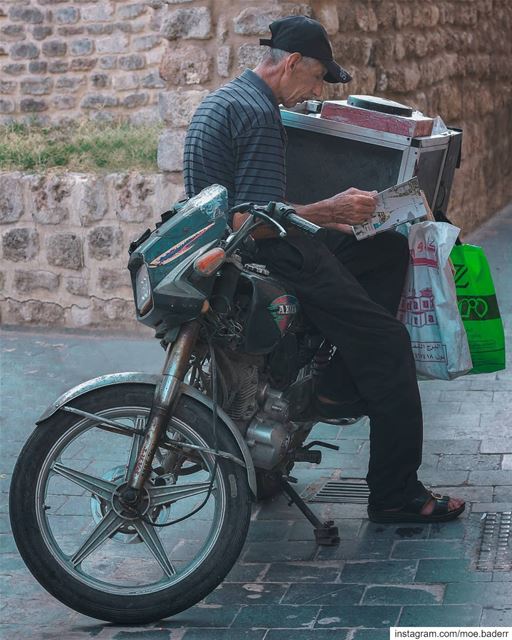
left=36, top=372, right=256, bottom=496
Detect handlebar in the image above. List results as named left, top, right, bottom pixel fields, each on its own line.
left=229, top=201, right=322, bottom=237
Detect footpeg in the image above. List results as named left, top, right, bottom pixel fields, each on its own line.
left=314, top=520, right=340, bottom=546
left=293, top=449, right=322, bottom=464
left=304, top=440, right=339, bottom=452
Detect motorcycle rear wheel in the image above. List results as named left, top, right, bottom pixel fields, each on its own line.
left=9, top=384, right=251, bottom=624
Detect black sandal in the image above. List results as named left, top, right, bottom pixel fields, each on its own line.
left=367, top=486, right=465, bottom=524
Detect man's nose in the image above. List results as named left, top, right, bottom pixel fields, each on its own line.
left=312, top=82, right=323, bottom=98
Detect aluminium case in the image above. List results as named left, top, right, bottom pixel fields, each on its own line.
left=280, top=106, right=462, bottom=216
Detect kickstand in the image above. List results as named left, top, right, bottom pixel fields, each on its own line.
left=279, top=478, right=340, bottom=546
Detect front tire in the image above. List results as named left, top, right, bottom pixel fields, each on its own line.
left=10, top=384, right=251, bottom=624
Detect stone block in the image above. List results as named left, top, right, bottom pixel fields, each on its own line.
left=2, top=63, right=26, bottom=75
left=57, top=25, right=85, bottom=37
left=55, top=6, right=80, bottom=24
left=48, top=60, right=69, bottom=73
left=133, top=35, right=162, bottom=51
left=56, top=75, right=86, bottom=92
left=159, top=45, right=211, bottom=85
left=0, top=81, right=16, bottom=94
left=86, top=24, right=114, bottom=36
left=157, top=129, right=186, bottom=172
left=20, top=98, right=48, bottom=112
left=158, top=89, right=208, bottom=127
left=14, top=270, right=60, bottom=293
left=26, top=174, right=73, bottom=225
left=140, top=71, right=165, bottom=89
left=113, top=74, right=139, bottom=91
left=117, top=3, right=147, bottom=20
left=20, top=78, right=53, bottom=95
left=81, top=2, right=114, bottom=22
left=96, top=34, right=129, bottom=54
left=28, top=61, right=48, bottom=74
left=11, top=43, right=40, bottom=60
left=91, top=298, right=134, bottom=325
left=8, top=6, right=44, bottom=23
left=70, top=57, right=97, bottom=71
left=47, top=233, right=84, bottom=270
left=66, top=276, right=88, bottom=296
left=6, top=300, right=65, bottom=326
left=217, top=45, right=231, bottom=78
left=2, top=228, right=39, bottom=262
left=98, top=268, right=131, bottom=291
left=1, top=25, right=26, bottom=41
left=107, top=172, right=155, bottom=222
left=99, top=55, right=117, bottom=69
left=121, top=92, right=148, bottom=108
left=91, top=73, right=110, bottom=88
left=52, top=95, right=76, bottom=110
left=70, top=39, right=94, bottom=56
left=354, top=3, right=378, bottom=31
left=73, top=175, right=109, bottom=226
left=0, top=173, right=24, bottom=224
left=315, top=2, right=339, bottom=35
left=42, top=40, right=67, bottom=57
left=237, top=44, right=265, bottom=70
left=119, top=54, right=146, bottom=70
left=161, top=7, right=212, bottom=40
left=81, top=94, right=118, bottom=109
left=87, top=226, right=122, bottom=260
left=234, top=4, right=311, bottom=35
left=115, top=20, right=146, bottom=35
left=0, top=99, right=15, bottom=113
left=32, top=26, right=53, bottom=41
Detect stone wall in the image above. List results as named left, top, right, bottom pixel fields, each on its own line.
left=0, top=171, right=184, bottom=329
left=1, top=0, right=511, bottom=329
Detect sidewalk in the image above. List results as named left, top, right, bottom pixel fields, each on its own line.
left=1, top=204, right=511, bottom=639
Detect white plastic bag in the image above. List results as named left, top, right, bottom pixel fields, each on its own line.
left=398, top=221, right=472, bottom=380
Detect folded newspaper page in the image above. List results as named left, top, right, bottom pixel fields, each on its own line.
left=352, top=177, right=427, bottom=241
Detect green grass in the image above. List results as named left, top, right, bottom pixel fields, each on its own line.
left=0, top=120, right=163, bottom=172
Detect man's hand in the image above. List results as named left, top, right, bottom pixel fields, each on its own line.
left=327, top=187, right=378, bottom=226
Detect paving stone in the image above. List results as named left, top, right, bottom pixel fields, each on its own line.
left=339, top=560, right=417, bottom=584
left=246, top=520, right=292, bottom=542
left=242, top=541, right=318, bottom=563
left=363, top=584, right=442, bottom=604
left=159, top=605, right=241, bottom=628
left=289, top=519, right=362, bottom=542
left=415, top=558, right=492, bottom=583
left=315, top=535, right=393, bottom=561
left=315, top=605, right=399, bottom=628
left=263, top=562, right=340, bottom=583
left=480, top=438, right=512, bottom=453
left=351, top=630, right=389, bottom=640
left=438, top=454, right=502, bottom=470
left=183, top=631, right=265, bottom=640
left=399, top=605, right=482, bottom=626
left=224, top=563, right=268, bottom=583
left=469, top=470, right=512, bottom=485
left=281, top=583, right=364, bottom=605
left=444, top=582, right=512, bottom=606
left=481, top=608, right=512, bottom=625
left=391, top=540, right=465, bottom=559
left=232, top=604, right=319, bottom=628
left=423, top=439, right=482, bottom=454
left=267, top=632, right=349, bottom=640
left=360, top=521, right=430, bottom=540
left=204, top=582, right=288, bottom=605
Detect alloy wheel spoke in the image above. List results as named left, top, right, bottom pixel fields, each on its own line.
left=124, top=416, right=145, bottom=481
left=132, top=519, right=176, bottom=577
left=70, top=509, right=123, bottom=567
left=51, top=462, right=116, bottom=501
left=150, top=481, right=213, bottom=508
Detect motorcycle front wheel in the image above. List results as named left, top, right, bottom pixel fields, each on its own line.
left=9, top=384, right=252, bottom=624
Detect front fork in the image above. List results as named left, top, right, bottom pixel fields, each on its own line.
left=121, top=320, right=200, bottom=504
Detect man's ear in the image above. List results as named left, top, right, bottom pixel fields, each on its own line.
left=284, top=52, right=302, bottom=75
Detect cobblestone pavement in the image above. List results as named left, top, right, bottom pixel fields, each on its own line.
left=1, top=205, right=511, bottom=639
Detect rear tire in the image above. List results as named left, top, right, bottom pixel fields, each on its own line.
left=10, top=384, right=251, bottom=624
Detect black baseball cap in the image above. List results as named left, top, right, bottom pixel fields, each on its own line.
left=260, top=16, right=352, bottom=84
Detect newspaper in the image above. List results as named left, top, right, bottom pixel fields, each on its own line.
left=351, top=177, right=427, bottom=241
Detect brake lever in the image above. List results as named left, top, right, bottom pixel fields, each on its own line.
left=252, top=210, right=287, bottom=237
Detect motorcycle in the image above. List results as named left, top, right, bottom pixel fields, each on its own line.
left=10, top=184, right=365, bottom=624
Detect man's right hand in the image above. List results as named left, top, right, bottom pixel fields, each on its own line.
left=327, top=187, right=378, bottom=226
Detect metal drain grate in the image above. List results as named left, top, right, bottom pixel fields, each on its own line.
left=476, top=512, right=512, bottom=571
left=303, top=478, right=370, bottom=504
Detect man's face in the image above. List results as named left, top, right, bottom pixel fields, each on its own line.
left=279, top=56, right=326, bottom=108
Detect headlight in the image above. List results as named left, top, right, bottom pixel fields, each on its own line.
left=135, top=264, right=153, bottom=316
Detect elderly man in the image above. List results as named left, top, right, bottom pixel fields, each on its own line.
left=183, top=16, right=464, bottom=523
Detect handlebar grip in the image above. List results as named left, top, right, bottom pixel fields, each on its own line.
left=285, top=212, right=322, bottom=236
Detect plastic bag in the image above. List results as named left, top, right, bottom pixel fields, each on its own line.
left=450, top=243, right=506, bottom=374
left=398, top=221, right=473, bottom=380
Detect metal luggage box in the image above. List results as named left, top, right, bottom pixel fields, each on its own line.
left=280, top=104, right=462, bottom=216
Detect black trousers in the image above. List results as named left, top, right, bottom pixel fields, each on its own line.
left=256, top=229, right=424, bottom=509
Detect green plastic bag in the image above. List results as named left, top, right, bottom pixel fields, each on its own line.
left=450, top=244, right=506, bottom=373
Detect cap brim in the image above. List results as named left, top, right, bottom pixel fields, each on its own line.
left=324, top=60, right=352, bottom=84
